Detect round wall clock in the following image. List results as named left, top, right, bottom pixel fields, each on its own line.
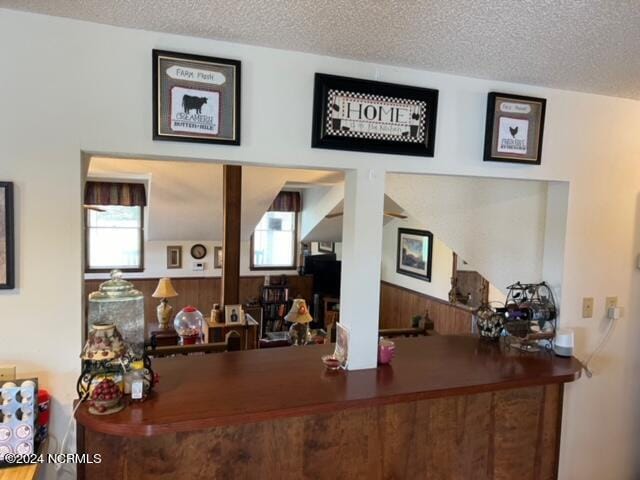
left=190, top=244, right=207, bottom=260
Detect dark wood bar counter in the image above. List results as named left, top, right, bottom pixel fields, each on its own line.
left=76, top=336, right=581, bottom=479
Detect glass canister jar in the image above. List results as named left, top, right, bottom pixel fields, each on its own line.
left=88, top=270, right=144, bottom=357
left=174, top=306, right=204, bottom=345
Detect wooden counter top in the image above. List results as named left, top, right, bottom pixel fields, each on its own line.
left=75, top=335, right=581, bottom=437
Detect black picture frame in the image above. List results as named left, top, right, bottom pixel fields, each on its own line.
left=317, top=241, right=334, bottom=253
left=0, top=182, right=15, bottom=289
left=153, top=49, right=241, bottom=145
left=483, top=92, right=546, bottom=165
left=396, top=228, right=433, bottom=282
left=312, top=73, right=438, bottom=157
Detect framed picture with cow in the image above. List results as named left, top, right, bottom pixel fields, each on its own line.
left=153, top=49, right=241, bottom=145
left=311, top=73, right=438, bottom=157
left=483, top=92, right=546, bottom=165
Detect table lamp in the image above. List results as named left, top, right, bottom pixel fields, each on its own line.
left=152, top=278, right=178, bottom=329
left=285, top=298, right=313, bottom=346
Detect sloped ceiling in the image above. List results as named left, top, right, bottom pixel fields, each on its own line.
left=301, top=186, right=405, bottom=242
left=88, top=157, right=342, bottom=241
left=385, top=173, right=550, bottom=290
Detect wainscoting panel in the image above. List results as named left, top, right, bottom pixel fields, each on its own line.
left=85, top=276, right=468, bottom=336
left=379, top=281, right=473, bottom=335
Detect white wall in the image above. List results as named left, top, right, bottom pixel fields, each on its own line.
left=542, top=181, right=570, bottom=309
left=1, top=9, right=640, bottom=480
left=89, top=156, right=340, bottom=241
left=381, top=214, right=507, bottom=304
left=300, top=184, right=344, bottom=241
left=85, top=239, right=299, bottom=280
left=386, top=174, right=550, bottom=291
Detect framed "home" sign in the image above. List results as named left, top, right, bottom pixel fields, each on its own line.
left=311, top=74, right=438, bottom=157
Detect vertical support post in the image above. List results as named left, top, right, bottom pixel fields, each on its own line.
left=222, top=165, right=242, bottom=306
left=339, top=168, right=385, bottom=370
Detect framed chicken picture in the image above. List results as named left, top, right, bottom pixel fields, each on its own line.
left=483, top=92, right=546, bottom=165
left=153, top=50, right=241, bottom=145
left=312, top=73, right=438, bottom=157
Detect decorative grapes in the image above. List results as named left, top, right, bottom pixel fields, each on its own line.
left=91, top=379, right=121, bottom=402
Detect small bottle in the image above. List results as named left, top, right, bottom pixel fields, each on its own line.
left=129, top=361, right=148, bottom=402
left=211, top=304, right=222, bottom=324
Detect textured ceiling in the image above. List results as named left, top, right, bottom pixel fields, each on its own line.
left=2, top=1, right=640, bottom=98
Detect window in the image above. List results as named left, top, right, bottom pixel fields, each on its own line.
left=251, top=211, right=297, bottom=270
left=86, top=205, right=144, bottom=272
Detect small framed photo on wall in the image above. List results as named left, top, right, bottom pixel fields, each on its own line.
left=318, top=241, right=334, bottom=253
left=214, top=246, right=223, bottom=269
left=153, top=50, right=241, bottom=145
left=166, top=246, right=182, bottom=269
left=396, top=228, right=433, bottom=282
left=225, top=305, right=244, bottom=325
left=483, top=92, right=546, bottom=165
left=0, top=182, right=15, bottom=289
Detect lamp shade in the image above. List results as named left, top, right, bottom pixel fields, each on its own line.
left=285, top=298, right=313, bottom=324
left=152, top=278, right=178, bottom=298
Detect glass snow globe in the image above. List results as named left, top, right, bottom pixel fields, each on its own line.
left=174, top=306, right=204, bottom=345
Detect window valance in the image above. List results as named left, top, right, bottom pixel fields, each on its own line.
left=268, top=191, right=301, bottom=212
left=84, top=181, right=147, bottom=207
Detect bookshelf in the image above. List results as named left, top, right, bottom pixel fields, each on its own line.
left=260, top=285, right=290, bottom=336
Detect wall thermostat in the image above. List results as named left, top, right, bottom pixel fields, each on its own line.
left=192, top=261, right=205, bottom=272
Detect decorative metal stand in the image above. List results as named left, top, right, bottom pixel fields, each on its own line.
left=77, top=352, right=154, bottom=399
left=501, top=281, right=557, bottom=352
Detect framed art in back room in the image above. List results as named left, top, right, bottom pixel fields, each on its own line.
left=153, top=49, right=241, bottom=145
left=396, top=228, right=433, bottom=282
left=166, top=246, right=182, bottom=269
left=483, top=92, right=546, bottom=165
left=312, top=74, right=438, bottom=157
left=0, top=182, right=15, bottom=289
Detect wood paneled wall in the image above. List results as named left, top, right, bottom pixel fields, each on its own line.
left=379, top=281, right=473, bottom=335
left=79, top=384, right=563, bottom=480
left=86, top=276, right=470, bottom=335
left=85, top=275, right=313, bottom=330
left=457, top=270, right=489, bottom=308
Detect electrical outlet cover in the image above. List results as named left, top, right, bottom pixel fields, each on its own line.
left=606, top=297, right=618, bottom=309
left=582, top=297, right=594, bottom=318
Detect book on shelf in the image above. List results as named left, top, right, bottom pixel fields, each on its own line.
left=261, top=286, right=289, bottom=304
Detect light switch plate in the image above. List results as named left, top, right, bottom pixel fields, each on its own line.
left=0, top=365, right=16, bottom=381
left=606, top=296, right=618, bottom=310
left=582, top=297, right=594, bottom=318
